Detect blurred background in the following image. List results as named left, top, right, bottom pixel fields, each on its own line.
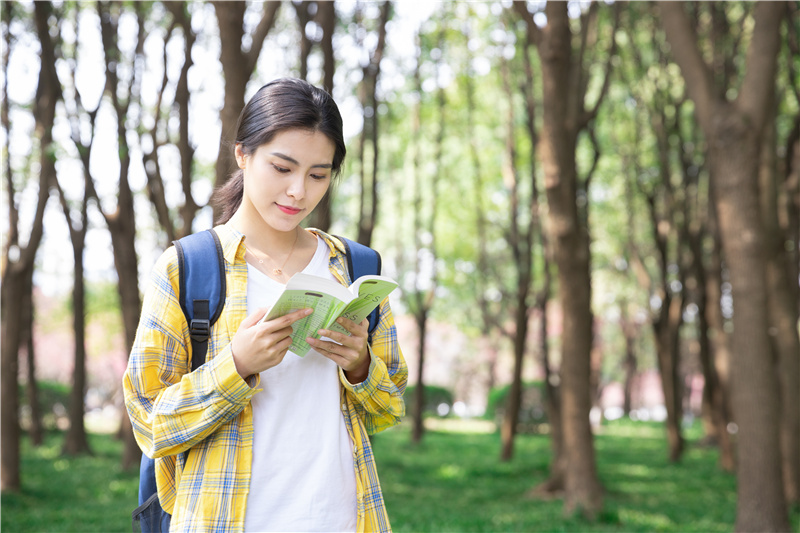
left=1, top=1, right=799, bottom=531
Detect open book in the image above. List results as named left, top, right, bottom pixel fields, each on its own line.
left=261, top=272, right=399, bottom=357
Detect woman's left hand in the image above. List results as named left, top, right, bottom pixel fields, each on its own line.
left=308, top=317, right=371, bottom=383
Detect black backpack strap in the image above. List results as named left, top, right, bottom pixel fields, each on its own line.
left=174, top=229, right=226, bottom=371
left=334, top=236, right=382, bottom=338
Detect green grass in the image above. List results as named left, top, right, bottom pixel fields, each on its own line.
left=2, top=421, right=799, bottom=532
left=373, top=420, right=800, bottom=532
left=1, top=431, right=139, bottom=532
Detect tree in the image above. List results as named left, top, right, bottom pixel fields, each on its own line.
left=498, top=25, right=540, bottom=462
left=660, top=2, right=791, bottom=530
left=212, top=1, right=281, bottom=220
left=1, top=0, right=59, bottom=491
left=88, top=0, right=147, bottom=470
left=623, top=57, right=690, bottom=462
left=513, top=1, right=618, bottom=516
left=303, top=0, right=339, bottom=231
left=354, top=1, right=391, bottom=246
left=141, top=3, right=202, bottom=242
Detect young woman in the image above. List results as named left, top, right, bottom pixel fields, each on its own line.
left=124, top=78, right=407, bottom=533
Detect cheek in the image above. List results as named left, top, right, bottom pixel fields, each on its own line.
left=312, top=180, right=331, bottom=200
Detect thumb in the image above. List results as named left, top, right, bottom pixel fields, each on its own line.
left=240, top=307, right=270, bottom=329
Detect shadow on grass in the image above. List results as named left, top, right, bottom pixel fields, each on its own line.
left=373, top=419, right=799, bottom=532
left=1, top=431, right=139, bottom=533
left=2, top=421, right=799, bottom=532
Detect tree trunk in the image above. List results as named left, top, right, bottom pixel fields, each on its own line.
left=500, top=302, right=528, bottom=461
left=2, top=277, right=25, bottom=492
left=712, top=109, right=789, bottom=533
left=619, top=303, right=638, bottom=417
left=498, top=45, right=537, bottom=462
left=691, top=228, right=734, bottom=471
left=355, top=1, right=391, bottom=246
left=212, top=1, right=281, bottom=218
left=652, top=293, right=684, bottom=462
left=95, top=0, right=145, bottom=470
left=305, top=0, right=338, bottom=232
left=318, top=1, right=336, bottom=93
left=411, top=311, right=428, bottom=444
left=22, top=273, right=43, bottom=447
left=533, top=2, right=603, bottom=516
left=704, top=191, right=735, bottom=472
left=408, top=25, right=442, bottom=445
left=661, top=4, right=789, bottom=529
left=63, top=232, right=91, bottom=456
left=2, top=0, right=60, bottom=491
left=759, top=108, right=800, bottom=506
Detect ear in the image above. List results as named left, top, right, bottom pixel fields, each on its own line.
left=234, top=144, right=246, bottom=169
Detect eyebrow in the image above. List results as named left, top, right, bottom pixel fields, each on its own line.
left=270, top=152, right=333, bottom=169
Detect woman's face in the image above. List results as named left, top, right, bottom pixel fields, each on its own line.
left=235, top=128, right=335, bottom=233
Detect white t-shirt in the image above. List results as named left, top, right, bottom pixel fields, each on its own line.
left=244, top=236, right=357, bottom=532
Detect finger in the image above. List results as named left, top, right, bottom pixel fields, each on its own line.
left=261, top=307, right=312, bottom=330
left=316, top=328, right=354, bottom=346
left=331, top=317, right=369, bottom=335
left=242, top=307, right=270, bottom=328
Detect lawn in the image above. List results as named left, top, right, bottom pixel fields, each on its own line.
left=2, top=420, right=798, bottom=532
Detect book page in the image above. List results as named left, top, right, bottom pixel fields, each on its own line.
left=264, top=289, right=349, bottom=357
left=327, top=276, right=398, bottom=336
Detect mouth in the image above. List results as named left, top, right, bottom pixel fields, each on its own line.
left=276, top=204, right=303, bottom=215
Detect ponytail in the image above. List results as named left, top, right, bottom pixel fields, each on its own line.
left=213, top=171, right=244, bottom=224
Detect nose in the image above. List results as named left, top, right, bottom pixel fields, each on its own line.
left=285, top=173, right=305, bottom=200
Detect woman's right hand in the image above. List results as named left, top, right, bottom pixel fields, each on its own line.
left=230, top=307, right=313, bottom=379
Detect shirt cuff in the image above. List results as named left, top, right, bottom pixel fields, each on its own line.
left=339, top=345, right=382, bottom=394
left=210, top=345, right=261, bottom=404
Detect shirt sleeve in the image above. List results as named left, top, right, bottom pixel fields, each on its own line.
left=339, top=297, right=408, bottom=435
left=122, top=247, right=259, bottom=458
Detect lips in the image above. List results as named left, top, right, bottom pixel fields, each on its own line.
left=277, top=204, right=302, bottom=215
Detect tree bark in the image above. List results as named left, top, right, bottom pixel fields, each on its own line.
left=212, top=1, right=281, bottom=220
left=22, top=279, right=43, bottom=446
left=355, top=1, right=391, bottom=246
left=515, top=1, right=605, bottom=516
left=498, top=44, right=537, bottom=462
left=660, top=3, right=790, bottom=530
left=1, top=0, right=59, bottom=491
left=305, top=0, right=338, bottom=231
left=704, top=190, right=735, bottom=471
left=408, top=26, right=442, bottom=445
left=759, top=106, right=800, bottom=506
left=55, top=181, right=92, bottom=457
left=689, top=220, right=734, bottom=471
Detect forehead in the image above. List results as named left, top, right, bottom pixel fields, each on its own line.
left=258, top=129, right=336, bottom=159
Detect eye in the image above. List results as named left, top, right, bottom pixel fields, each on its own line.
left=272, top=164, right=290, bottom=173
left=310, top=174, right=329, bottom=181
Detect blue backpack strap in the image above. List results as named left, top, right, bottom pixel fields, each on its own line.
left=334, top=236, right=382, bottom=338
left=173, top=229, right=226, bottom=372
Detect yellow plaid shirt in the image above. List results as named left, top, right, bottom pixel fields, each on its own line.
left=123, top=224, right=407, bottom=532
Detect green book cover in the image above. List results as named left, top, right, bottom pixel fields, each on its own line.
left=262, top=272, right=398, bottom=357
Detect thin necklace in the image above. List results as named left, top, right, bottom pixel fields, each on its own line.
left=249, top=230, right=299, bottom=277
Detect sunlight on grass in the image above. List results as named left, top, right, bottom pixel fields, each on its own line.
left=3, top=421, right=798, bottom=532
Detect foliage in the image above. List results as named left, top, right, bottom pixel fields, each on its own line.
left=403, top=384, right=454, bottom=417
left=484, top=381, right=547, bottom=433
left=18, top=381, right=70, bottom=431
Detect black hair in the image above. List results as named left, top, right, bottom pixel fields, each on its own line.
left=213, top=78, right=346, bottom=224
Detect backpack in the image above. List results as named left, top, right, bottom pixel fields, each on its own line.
left=132, top=229, right=382, bottom=533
